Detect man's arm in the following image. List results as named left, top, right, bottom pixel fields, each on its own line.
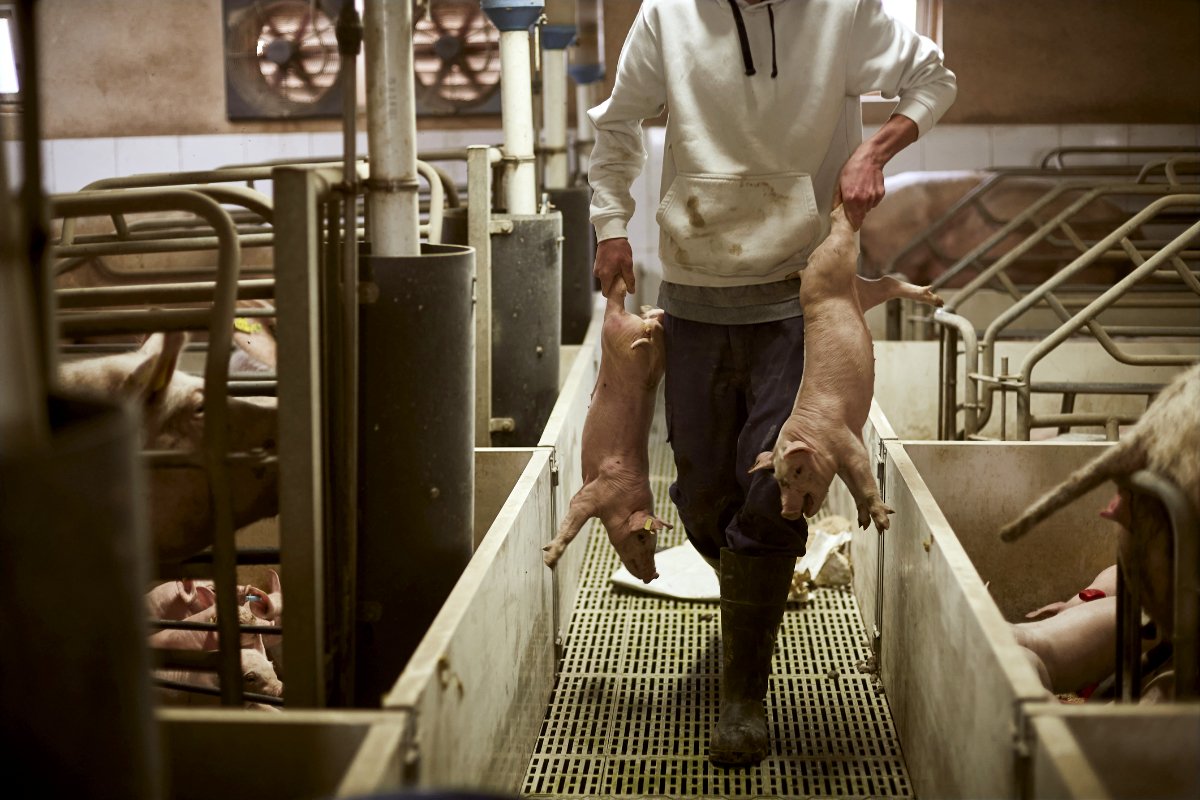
left=587, top=6, right=667, bottom=293
left=837, top=113, right=918, bottom=229
left=839, top=0, right=957, bottom=228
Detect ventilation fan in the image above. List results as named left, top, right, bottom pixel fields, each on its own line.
left=413, top=0, right=502, bottom=116
left=224, top=0, right=345, bottom=121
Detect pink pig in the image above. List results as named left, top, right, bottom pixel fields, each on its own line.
left=155, top=636, right=283, bottom=709
left=543, top=279, right=671, bottom=583
left=147, top=586, right=263, bottom=651
left=751, top=205, right=944, bottom=529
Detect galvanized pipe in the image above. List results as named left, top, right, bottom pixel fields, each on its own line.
left=541, top=2, right=576, bottom=190
left=415, top=161, right=445, bottom=243
left=975, top=194, right=1200, bottom=430
left=59, top=306, right=271, bottom=338
left=51, top=189, right=245, bottom=707
left=500, top=29, right=538, bottom=213
left=931, top=309, right=979, bottom=438
left=363, top=0, right=421, bottom=257
left=571, top=0, right=603, bottom=180
left=483, top=1, right=544, bottom=214
left=54, top=232, right=274, bottom=258
left=1, top=153, right=49, bottom=455
left=1010, top=219, right=1200, bottom=439
left=57, top=278, right=274, bottom=309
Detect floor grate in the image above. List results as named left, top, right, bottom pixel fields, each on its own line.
left=522, top=407, right=913, bottom=799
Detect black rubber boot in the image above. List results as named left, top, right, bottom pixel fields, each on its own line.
left=709, top=548, right=796, bottom=767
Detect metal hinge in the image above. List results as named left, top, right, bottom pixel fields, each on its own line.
left=876, top=439, right=888, bottom=504
left=549, top=451, right=560, bottom=488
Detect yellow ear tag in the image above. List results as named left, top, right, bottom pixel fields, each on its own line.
left=643, top=518, right=654, bottom=531
left=234, top=318, right=264, bottom=335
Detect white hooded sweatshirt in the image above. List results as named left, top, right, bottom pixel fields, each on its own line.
left=588, top=0, right=957, bottom=288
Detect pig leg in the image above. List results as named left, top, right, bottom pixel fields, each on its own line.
left=835, top=436, right=893, bottom=532
left=1010, top=597, right=1118, bottom=694
left=543, top=483, right=599, bottom=567
left=855, top=274, right=944, bottom=312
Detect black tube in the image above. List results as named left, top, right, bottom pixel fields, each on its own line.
left=354, top=243, right=476, bottom=706
left=1, top=395, right=161, bottom=799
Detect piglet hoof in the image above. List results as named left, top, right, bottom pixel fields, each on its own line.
left=920, top=286, right=945, bottom=308
left=542, top=542, right=564, bottom=569
left=871, top=502, right=895, bottom=533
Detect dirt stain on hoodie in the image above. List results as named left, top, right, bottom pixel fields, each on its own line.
left=685, top=196, right=706, bottom=228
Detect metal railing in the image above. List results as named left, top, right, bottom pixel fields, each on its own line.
left=51, top=188, right=254, bottom=707
left=1114, top=470, right=1199, bottom=702
left=933, top=193, right=1200, bottom=440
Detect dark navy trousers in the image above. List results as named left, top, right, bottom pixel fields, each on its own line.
left=662, top=314, right=809, bottom=561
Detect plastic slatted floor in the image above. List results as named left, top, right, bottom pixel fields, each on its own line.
left=522, top=411, right=914, bottom=799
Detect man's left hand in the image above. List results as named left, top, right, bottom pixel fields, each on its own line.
left=835, top=149, right=885, bottom=231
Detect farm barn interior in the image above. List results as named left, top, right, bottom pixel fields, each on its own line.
left=1, top=0, right=1198, bottom=798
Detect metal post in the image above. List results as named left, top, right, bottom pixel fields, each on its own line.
left=483, top=1, right=545, bottom=215
left=541, top=2, right=576, bottom=190
left=468, top=146, right=499, bottom=447
left=570, top=0, right=604, bottom=181
left=363, top=0, right=421, bottom=256
left=273, top=167, right=335, bottom=708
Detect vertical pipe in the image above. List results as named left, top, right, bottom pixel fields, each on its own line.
left=14, top=0, right=54, bottom=388
left=0, top=147, right=49, bottom=456
left=482, top=1, right=545, bottom=215
left=335, top=0, right=364, bottom=707
left=500, top=30, right=538, bottom=213
left=541, top=48, right=570, bottom=189
left=542, top=1, right=576, bottom=190
left=570, top=0, right=604, bottom=179
left=363, top=0, right=420, bottom=256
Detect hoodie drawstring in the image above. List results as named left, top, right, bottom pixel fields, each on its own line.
left=726, top=0, right=777, bottom=79
left=768, top=5, right=778, bottom=78
left=726, top=0, right=755, bottom=76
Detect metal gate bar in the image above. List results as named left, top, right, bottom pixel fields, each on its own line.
left=522, top=409, right=912, bottom=799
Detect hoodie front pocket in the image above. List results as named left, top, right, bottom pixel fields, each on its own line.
left=656, top=172, right=820, bottom=278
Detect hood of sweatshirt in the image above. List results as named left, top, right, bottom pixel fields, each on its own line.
left=720, top=0, right=789, bottom=78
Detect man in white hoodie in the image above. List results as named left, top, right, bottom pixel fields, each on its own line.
left=587, top=0, right=956, bottom=767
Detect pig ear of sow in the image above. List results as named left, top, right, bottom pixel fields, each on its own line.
left=126, top=332, right=188, bottom=402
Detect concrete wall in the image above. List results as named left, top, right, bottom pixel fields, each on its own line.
left=941, top=0, right=1200, bottom=125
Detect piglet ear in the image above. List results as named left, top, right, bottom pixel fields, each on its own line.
left=268, top=568, right=281, bottom=595
left=748, top=451, right=774, bottom=474
left=252, top=635, right=266, bottom=656
left=194, top=584, right=217, bottom=611
left=245, top=586, right=275, bottom=622
left=781, top=440, right=813, bottom=459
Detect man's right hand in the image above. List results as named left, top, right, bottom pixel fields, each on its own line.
left=594, top=237, right=635, bottom=296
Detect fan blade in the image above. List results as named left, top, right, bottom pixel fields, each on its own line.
left=454, top=2, right=482, bottom=37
